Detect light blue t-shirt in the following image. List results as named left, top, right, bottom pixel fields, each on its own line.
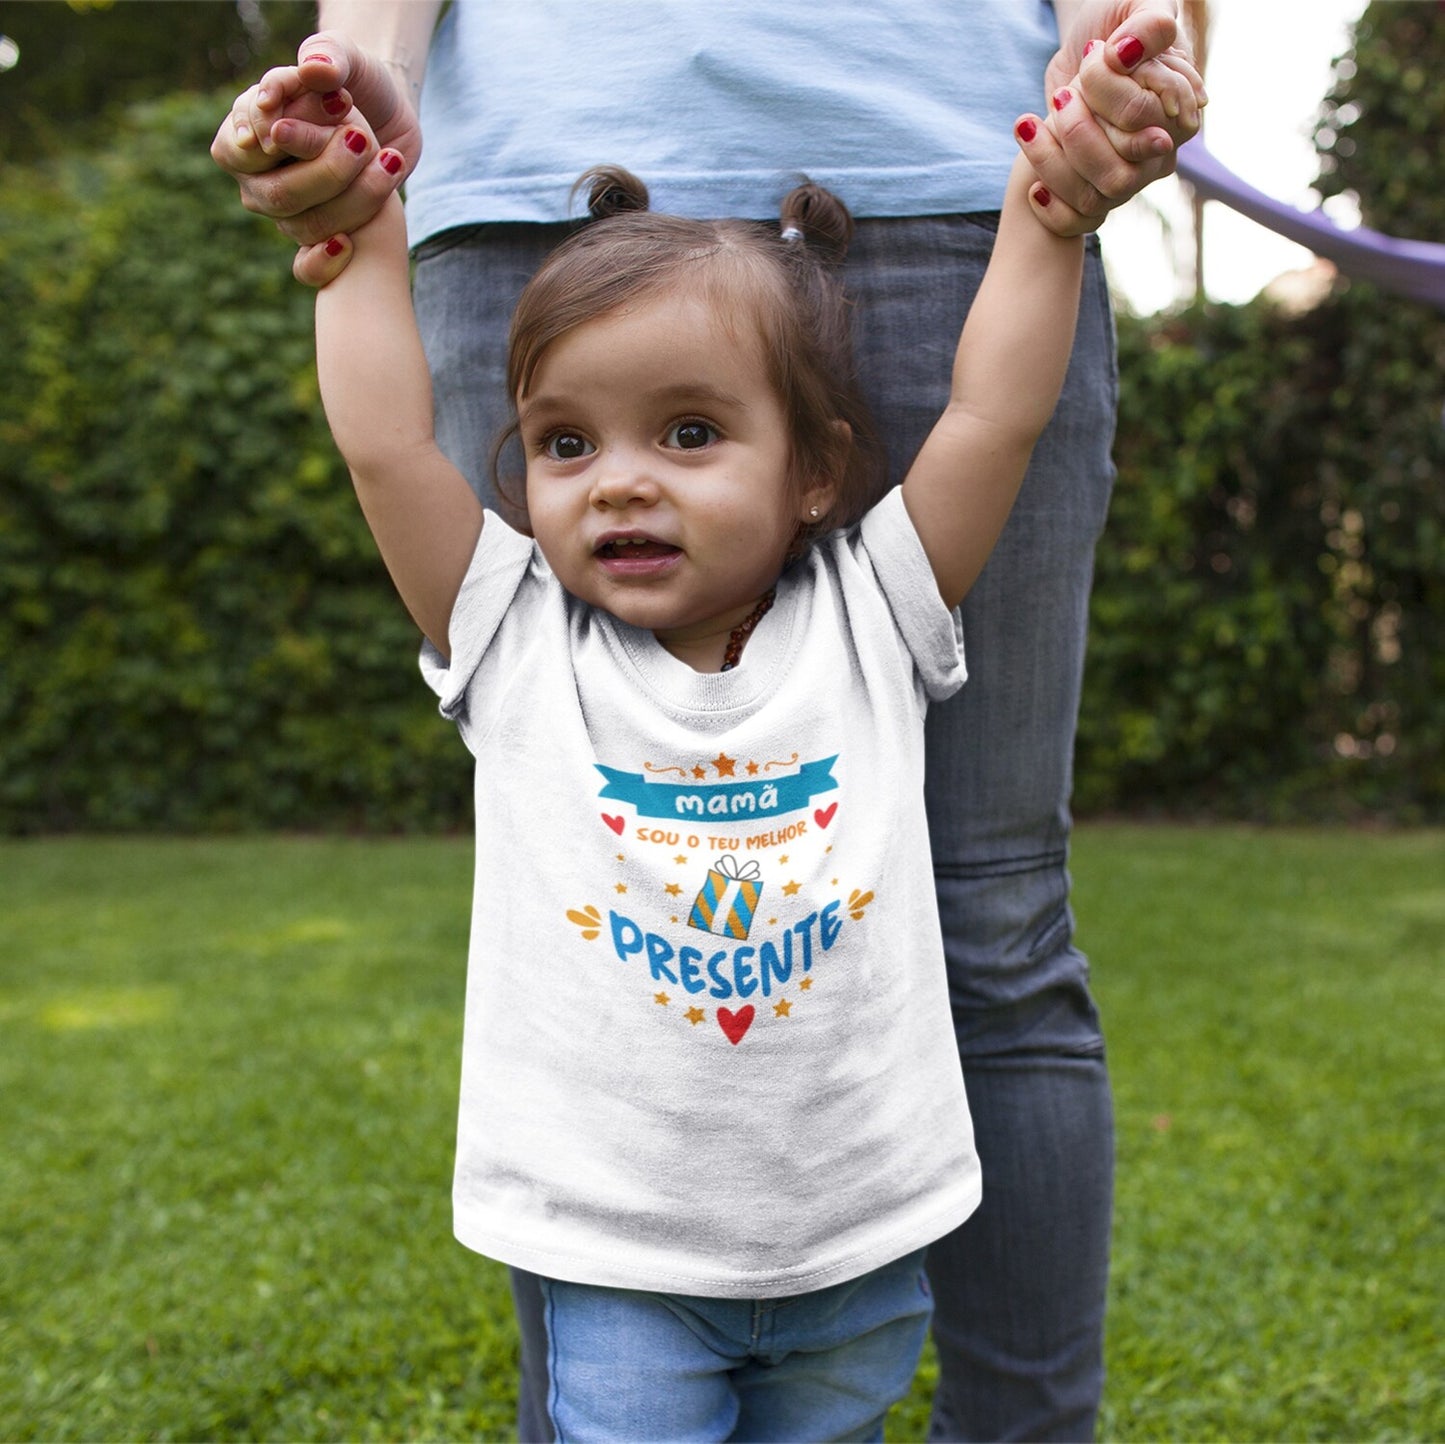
left=407, top=0, right=1059, bottom=244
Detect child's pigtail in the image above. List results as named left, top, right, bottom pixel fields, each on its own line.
left=778, top=181, right=854, bottom=263
left=774, top=180, right=881, bottom=547
left=573, top=165, right=651, bottom=221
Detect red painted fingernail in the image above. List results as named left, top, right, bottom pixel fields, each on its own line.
left=322, top=90, right=347, bottom=116
left=344, top=128, right=367, bottom=154
left=1016, top=118, right=1038, bottom=143
left=1116, top=35, right=1146, bottom=69
left=1084, top=39, right=1100, bottom=56
left=324, top=237, right=345, bottom=257
left=1052, top=88, right=1073, bottom=111
left=305, top=53, right=333, bottom=66
left=379, top=150, right=403, bottom=176
left=1035, top=187, right=1052, bottom=207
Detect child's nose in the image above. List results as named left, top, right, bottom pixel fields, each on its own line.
left=588, top=446, right=660, bottom=508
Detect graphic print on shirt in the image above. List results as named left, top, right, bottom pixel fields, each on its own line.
left=564, top=747, right=876, bottom=1046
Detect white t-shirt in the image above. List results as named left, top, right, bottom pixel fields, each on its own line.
left=421, top=488, right=980, bottom=1297
left=407, top=0, right=1059, bottom=241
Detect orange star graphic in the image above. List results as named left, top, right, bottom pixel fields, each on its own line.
left=665, top=883, right=682, bottom=897
left=774, top=998, right=792, bottom=1017
left=654, top=992, right=670, bottom=1006
left=782, top=879, right=801, bottom=897
left=712, top=751, right=737, bottom=778
left=686, top=1007, right=706, bottom=1025
left=799, top=978, right=813, bottom=991
left=779, top=854, right=789, bottom=865
left=615, top=882, right=628, bottom=894
left=692, top=764, right=708, bottom=780
left=746, top=761, right=760, bottom=776
left=674, top=854, right=689, bottom=865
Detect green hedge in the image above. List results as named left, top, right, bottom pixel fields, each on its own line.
left=0, top=93, right=467, bottom=831
left=1079, top=291, right=1445, bottom=819
left=3, top=92, right=1443, bottom=830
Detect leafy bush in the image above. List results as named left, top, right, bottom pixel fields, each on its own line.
left=1078, top=302, right=1332, bottom=812
left=1079, top=287, right=1445, bottom=819
left=0, top=92, right=468, bottom=831
left=0, top=0, right=315, bottom=162
left=1077, top=0, right=1445, bottom=820
left=1315, top=0, right=1445, bottom=242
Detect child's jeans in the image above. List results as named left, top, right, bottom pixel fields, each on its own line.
left=538, top=1248, right=932, bottom=1443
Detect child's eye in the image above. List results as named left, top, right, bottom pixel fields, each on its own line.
left=543, top=431, right=594, bottom=460
left=665, top=420, right=718, bottom=451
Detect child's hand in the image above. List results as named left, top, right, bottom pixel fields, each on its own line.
left=211, top=32, right=419, bottom=249
left=1012, top=91, right=1105, bottom=240
left=291, top=141, right=410, bottom=289
left=1021, top=0, right=1206, bottom=235
left=229, top=61, right=350, bottom=160
left=1049, top=4, right=1205, bottom=156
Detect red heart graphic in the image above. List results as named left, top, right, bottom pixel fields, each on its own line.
left=601, top=814, right=625, bottom=835
left=717, top=1005, right=755, bottom=1046
left=814, top=802, right=837, bottom=828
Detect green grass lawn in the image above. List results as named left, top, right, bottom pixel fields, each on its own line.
left=2, top=827, right=1440, bottom=1442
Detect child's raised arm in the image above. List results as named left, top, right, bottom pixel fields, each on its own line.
left=900, top=153, right=1085, bottom=609
left=310, top=191, right=483, bottom=659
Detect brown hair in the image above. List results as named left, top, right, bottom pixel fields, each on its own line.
left=492, top=166, right=885, bottom=550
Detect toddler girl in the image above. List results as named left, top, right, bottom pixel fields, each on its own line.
left=305, top=128, right=1082, bottom=1441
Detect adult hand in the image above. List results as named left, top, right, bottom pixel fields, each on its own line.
left=1017, top=0, right=1205, bottom=236
left=210, top=30, right=422, bottom=248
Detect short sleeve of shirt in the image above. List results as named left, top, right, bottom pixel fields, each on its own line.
left=419, top=511, right=541, bottom=734
left=856, top=487, right=967, bottom=702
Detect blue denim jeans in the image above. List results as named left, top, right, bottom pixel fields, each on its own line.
left=539, top=1250, right=932, bottom=1442
left=414, top=213, right=1117, bottom=1443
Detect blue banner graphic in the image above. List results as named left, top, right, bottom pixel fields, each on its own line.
left=596, top=756, right=837, bottom=822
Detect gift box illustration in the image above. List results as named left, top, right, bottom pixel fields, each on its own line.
left=688, top=854, right=764, bottom=941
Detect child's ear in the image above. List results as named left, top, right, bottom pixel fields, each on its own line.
left=798, top=418, right=851, bottom=525
left=798, top=479, right=836, bottom=526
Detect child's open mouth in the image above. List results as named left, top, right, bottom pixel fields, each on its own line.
left=596, top=537, right=680, bottom=561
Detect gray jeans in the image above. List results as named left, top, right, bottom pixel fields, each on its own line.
left=414, top=212, right=1117, bottom=1443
